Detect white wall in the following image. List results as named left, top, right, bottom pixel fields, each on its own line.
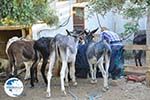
left=32, top=1, right=147, bottom=40
left=32, top=0, right=74, bottom=40
left=85, top=10, right=147, bottom=34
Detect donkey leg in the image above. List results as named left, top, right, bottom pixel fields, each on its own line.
left=65, top=66, right=69, bottom=87
left=24, top=62, right=31, bottom=80
left=90, top=64, right=97, bottom=84
left=138, top=50, right=143, bottom=66
left=135, top=50, right=143, bottom=67
left=104, top=54, right=110, bottom=90
left=46, top=63, right=53, bottom=97
left=88, top=62, right=95, bottom=83
left=60, top=61, right=67, bottom=95
left=93, top=64, right=97, bottom=83
left=139, top=59, right=142, bottom=66
left=30, top=59, right=38, bottom=87
left=98, top=56, right=108, bottom=90
left=8, top=62, right=16, bottom=78
left=12, top=60, right=18, bottom=77
left=34, top=63, right=38, bottom=83
left=135, top=57, right=139, bottom=66
left=11, top=63, right=15, bottom=76
left=41, top=58, right=48, bottom=85
left=47, top=52, right=55, bottom=97
left=134, top=50, right=139, bottom=66
left=69, top=61, right=77, bottom=86
left=87, top=59, right=95, bottom=83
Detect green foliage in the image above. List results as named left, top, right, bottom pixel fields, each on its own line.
left=90, top=0, right=125, bottom=15
left=130, top=0, right=150, bottom=6
left=147, top=0, right=150, bottom=5
left=89, top=0, right=148, bottom=19
left=123, top=7, right=146, bottom=19
left=120, top=22, right=139, bottom=39
left=0, top=0, right=58, bottom=26
left=123, top=22, right=139, bottom=35
left=121, top=0, right=147, bottom=20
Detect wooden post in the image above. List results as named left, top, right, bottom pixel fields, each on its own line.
left=28, top=27, right=32, bottom=39
left=146, top=8, right=150, bottom=87
left=21, top=28, right=26, bottom=38
left=21, top=27, right=32, bottom=40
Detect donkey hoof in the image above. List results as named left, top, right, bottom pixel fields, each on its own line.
left=46, top=93, right=51, bottom=97
left=29, top=86, right=34, bottom=88
left=90, top=80, right=97, bottom=84
left=30, top=84, right=34, bottom=88
left=105, top=86, right=109, bottom=90
left=73, top=81, right=77, bottom=86
left=102, top=87, right=109, bottom=92
left=63, top=90, right=67, bottom=96
left=102, top=88, right=107, bottom=92
left=65, top=82, right=69, bottom=87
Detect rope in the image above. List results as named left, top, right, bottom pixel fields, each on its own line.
left=57, top=0, right=74, bottom=29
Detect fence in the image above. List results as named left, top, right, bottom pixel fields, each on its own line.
left=124, top=44, right=149, bottom=75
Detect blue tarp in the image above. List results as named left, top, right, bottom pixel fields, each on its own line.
left=75, top=44, right=89, bottom=68
left=75, top=44, right=89, bottom=78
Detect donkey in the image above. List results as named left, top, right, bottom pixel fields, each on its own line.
left=46, top=30, right=84, bottom=97
left=133, top=33, right=146, bottom=66
left=83, top=28, right=111, bottom=91
left=6, top=36, right=40, bottom=80
left=30, top=37, right=54, bottom=87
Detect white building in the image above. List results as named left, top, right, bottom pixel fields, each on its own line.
left=32, top=0, right=147, bottom=40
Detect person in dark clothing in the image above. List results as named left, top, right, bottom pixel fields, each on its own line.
left=100, top=27, right=124, bottom=80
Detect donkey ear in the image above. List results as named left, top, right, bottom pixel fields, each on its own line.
left=66, top=29, right=71, bottom=36
left=84, top=30, right=89, bottom=35
left=91, top=28, right=99, bottom=34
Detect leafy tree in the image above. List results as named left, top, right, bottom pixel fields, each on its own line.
left=90, top=0, right=150, bottom=18
left=89, top=0, right=150, bottom=35
left=90, top=0, right=125, bottom=16
left=0, top=0, right=58, bottom=26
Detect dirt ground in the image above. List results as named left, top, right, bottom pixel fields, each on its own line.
left=0, top=58, right=149, bottom=100
left=1, top=73, right=150, bottom=100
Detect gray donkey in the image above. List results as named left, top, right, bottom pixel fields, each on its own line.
left=46, top=30, right=84, bottom=97
left=83, top=28, right=111, bottom=91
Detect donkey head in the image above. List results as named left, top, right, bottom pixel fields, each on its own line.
left=83, top=28, right=99, bottom=43
left=66, top=29, right=85, bottom=39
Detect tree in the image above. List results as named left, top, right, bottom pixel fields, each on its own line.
left=90, top=0, right=150, bottom=18
left=89, top=0, right=150, bottom=35
left=0, top=0, right=58, bottom=26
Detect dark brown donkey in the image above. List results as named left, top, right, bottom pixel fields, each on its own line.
left=133, top=33, right=146, bottom=66
left=6, top=37, right=40, bottom=81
